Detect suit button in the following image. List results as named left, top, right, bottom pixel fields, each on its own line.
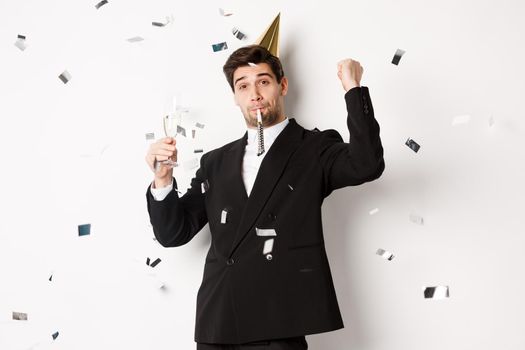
left=266, top=254, right=273, bottom=261
left=226, top=258, right=235, bottom=266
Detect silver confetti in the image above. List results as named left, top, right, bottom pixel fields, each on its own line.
left=58, top=70, right=72, bottom=84
left=195, top=122, right=205, bottom=129
left=369, top=208, right=379, bottom=215
left=14, top=35, right=27, bottom=51
left=218, top=8, right=233, bottom=16
left=212, top=42, right=228, bottom=52
left=221, top=209, right=228, bottom=224
left=152, top=16, right=173, bottom=27
left=201, top=179, right=210, bottom=193
left=256, top=228, right=277, bottom=237
left=376, top=248, right=394, bottom=261
left=177, top=125, right=186, bottom=137
left=263, top=238, right=274, bottom=255
left=95, top=0, right=108, bottom=9
left=405, top=137, right=420, bottom=153
left=127, top=36, right=144, bottom=43
left=194, top=149, right=203, bottom=153
left=452, top=114, right=471, bottom=126
left=409, top=213, right=424, bottom=225
left=248, top=62, right=257, bottom=67
left=232, top=27, right=247, bottom=40
left=288, top=184, right=294, bottom=191
left=423, top=285, right=450, bottom=299
left=145, top=132, right=155, bottom=140
left=392, top=49, right=406, bottom=65
left=12, top=311, right=28, bottom=321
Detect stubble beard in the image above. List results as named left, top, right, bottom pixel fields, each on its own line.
left=243, top=105, right=281, bottom=129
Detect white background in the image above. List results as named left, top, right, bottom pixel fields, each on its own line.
left=1, top=0, right=525, bottom=349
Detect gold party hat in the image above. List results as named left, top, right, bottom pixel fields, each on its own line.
left=254, top=13, right=280, bottom=57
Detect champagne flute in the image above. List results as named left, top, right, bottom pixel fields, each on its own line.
left=161, top=111, right=181, bottom=167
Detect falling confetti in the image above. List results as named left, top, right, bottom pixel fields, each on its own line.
left=232, top=27, right=247, bottom=40
left=12, top=311, right=28, bottom=321
left=95, top=0, right=108, bottom=9
left=218, top=8, right=233, bottom=16
left=452, top=114, right=471, bottom=126
left=127, top=36, right=144, bottom=43
left=405, top=137, right=420, bottom=153
left=376, top=248, right=394, bottom=261
left=78, top=223, right=91, bottom=236
left=14, top=34, right=27, bottom=51
left=58, top=70, right=72, bottom=84
left=391, top=49, right=406, bottom=65
left=423, top=286, right=450, bottom=299
left=212, top=42, right=228, bottom=52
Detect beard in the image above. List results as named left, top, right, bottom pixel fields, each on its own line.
left=243, top=105, right=281, bottom=128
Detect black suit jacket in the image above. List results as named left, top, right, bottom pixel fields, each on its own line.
left=146, top=86, right=385, bottom=344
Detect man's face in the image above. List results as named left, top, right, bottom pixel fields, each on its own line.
left=232, top=63, right=288, bottom=129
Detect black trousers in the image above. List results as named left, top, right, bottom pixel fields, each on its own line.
left=197, top=336, right=308, bottom=350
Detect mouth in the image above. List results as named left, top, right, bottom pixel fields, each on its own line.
left=251, top=107, right=266, bottom=113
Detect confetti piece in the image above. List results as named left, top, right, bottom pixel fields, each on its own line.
left=288, top=184, right=294, bottom=191
left=391, top=49, right=406, bottom=65
left=409, top=213, right=424, bottom=225
left=263, top=238, right=274, bottom=254
left=58, top=70, right=72, bottom=84
left=232, top=27, right=247, bottom=40
left=221, top=209, right=228, bottom=224
left=452, top=114, right=471, bottom=126
left=149, top=258, right=161, bottom=268
left=152, top=16, right=173, bottom=27
left=145, top=132, right=155, bottom=141
left=194, top=149, right=203, bottom=153
left=14, top=35, right=27, bottom=51
left=146, top=257, right=150, bottom=266
left=489, top=115, right=495, bottom=127
left=12, top=311, right=28, bottom=321
left=95, top=0, right=108, bottom=9
left=423, top=285, right=449, bottom=299
left=369, top=208, right=379, bottom=215
left=248, top=62, right=257, bottom=67
left=78, top=223, right=91, bottom=236
left=127, top=36, right=144, bottom=43
left=183, top=158, right=199, bottom=170
left=212, top=42, right=228, bottom=52
left=201, top=179, right=210, bottom=193
left=49, top=274, right=53, bottom=281
left=52, top=331, right=59, bottom=340
left=405, top=137, right=420, bottom=153
left=195, top=122, right=205, bottom=129
left=218, top=8, right=233, bottom=16
left=255, top=228, right=277, bottom=237
left=376, top=248, right=394, bottom=261
left=177, top=125, right=186, bottom=137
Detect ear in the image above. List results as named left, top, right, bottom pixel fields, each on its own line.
left=280, top=76, right=289, bottom=96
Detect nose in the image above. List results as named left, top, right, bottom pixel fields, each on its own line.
left=249, top=85, right=262, bottom=102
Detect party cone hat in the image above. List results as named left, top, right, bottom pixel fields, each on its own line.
left=254, top=13, right=280, bottom=57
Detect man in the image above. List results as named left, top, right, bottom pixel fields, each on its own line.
left=145, top=45, right=385, bottom=349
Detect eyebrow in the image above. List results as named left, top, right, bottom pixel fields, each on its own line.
left=234, top=72, right=274, bottom=87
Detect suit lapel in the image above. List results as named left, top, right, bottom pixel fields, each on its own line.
left=223, top=132, right=249, bottom=203
left=228, top=119, right=304, bottom=256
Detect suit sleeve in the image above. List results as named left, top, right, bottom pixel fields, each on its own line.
left=146, top=154, right=209, bottom=247
left=318, top=86, right=385, bottom=197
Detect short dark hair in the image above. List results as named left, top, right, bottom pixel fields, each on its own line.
left=223, top=45, right=285, bottom=92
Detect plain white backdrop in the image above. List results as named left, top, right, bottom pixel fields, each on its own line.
left=1, top=0, right=525, bottom=349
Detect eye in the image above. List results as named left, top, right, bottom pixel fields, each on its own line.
left=260, top=80, right=269, bottom=85
left=238, top=84, right=246, bottom=90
